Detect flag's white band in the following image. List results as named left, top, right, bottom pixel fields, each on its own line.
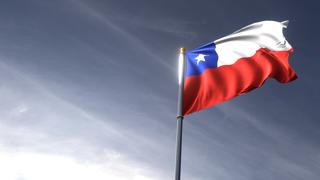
left=214, top=21, right=292, bottom=67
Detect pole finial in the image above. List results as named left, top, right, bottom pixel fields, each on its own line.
left=180, top=47, right=186, bottom=54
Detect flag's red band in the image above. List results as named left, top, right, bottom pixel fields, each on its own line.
left=182, top=48, right=297, bottom=116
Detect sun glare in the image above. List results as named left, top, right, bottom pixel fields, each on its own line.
left=0, top=151, right=154, bottom=180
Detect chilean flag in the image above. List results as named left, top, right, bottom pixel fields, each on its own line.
left=183, top=20, right=297, bottom=115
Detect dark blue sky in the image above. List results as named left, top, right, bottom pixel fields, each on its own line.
left=0, top=0, right=319, bottom=179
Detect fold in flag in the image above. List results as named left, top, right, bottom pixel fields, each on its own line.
left=183, top=20, right=297, bottom=115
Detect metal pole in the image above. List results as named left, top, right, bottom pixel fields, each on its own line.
left=175, top=47, right=186, bottom=180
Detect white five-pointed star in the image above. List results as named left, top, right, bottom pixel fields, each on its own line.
left=195, top=54, right=208, bottom=65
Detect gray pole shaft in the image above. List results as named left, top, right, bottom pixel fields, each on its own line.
left=175, top=47, right=186, bottom=180
left=175, top=115, right=183, bottom=180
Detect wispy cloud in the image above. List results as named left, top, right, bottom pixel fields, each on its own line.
left=108, top=14, right=199, bottom=39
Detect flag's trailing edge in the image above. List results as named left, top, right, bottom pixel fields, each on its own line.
left=183, top=20, right=297, bottom=116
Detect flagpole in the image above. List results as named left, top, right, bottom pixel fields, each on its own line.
left=175, top=47, right=186, bottom=180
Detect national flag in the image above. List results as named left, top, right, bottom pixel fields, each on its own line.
left=183, top=20, right=297, bottom=115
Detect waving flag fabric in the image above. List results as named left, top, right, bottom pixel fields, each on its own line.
left=183, top=20, right=297, bottom=115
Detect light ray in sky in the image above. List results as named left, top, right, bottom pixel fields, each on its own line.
left=71, top=0, right=174, bottom=71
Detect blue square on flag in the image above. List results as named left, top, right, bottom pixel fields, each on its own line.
left=186, top=42, right=218, bottom=76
